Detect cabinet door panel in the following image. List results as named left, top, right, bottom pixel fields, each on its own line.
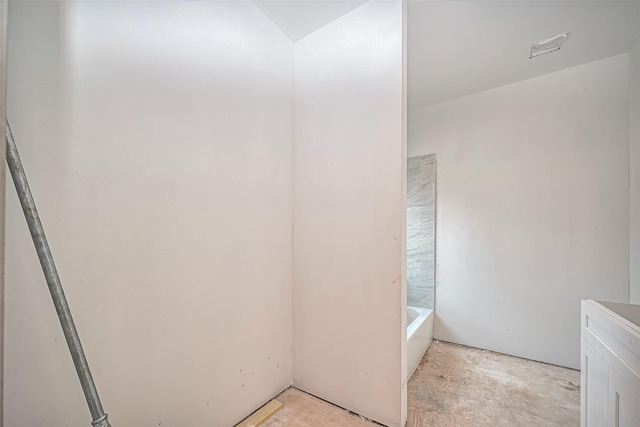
left=609, top=369, right=640, bottom=427
left=582, top=338, right=609, bottom=427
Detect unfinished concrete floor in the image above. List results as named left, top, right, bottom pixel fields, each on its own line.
left=408, top=340, right=580, bottom=427
left=261, top=340, right=580, bottom=426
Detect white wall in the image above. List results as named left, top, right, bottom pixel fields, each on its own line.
left=630, top=39, right=640, bottom=304
left=5, top=2, right=293, bottom=426
left=292, top=2, right=406, bottom=426
left=0, top=0, right=7, bottom=423
left=409, top=54, right=630, bottom=369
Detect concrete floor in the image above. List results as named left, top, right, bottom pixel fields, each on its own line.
left=407, top=340, right=580, bottom=426
left=261, top=340, right=580, bottom=426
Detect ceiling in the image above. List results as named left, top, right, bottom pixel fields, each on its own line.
left=408, top=1, right=640, bottom=110
left=254, top=0, right=367, bottom=42
left=252, top=1, right=640, bottom=111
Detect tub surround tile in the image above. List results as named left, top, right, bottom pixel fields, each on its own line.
left=407, top=154, right=435, bottom=310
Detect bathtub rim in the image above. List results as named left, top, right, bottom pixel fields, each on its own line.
left=407, top=305, right=432, bottom=338
left=407, top=305, right=434, bottom=381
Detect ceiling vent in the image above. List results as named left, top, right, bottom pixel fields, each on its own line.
left=529, top=33, right=568, bottom=58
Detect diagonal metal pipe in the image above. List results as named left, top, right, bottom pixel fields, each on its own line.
left=5, top=121, right=111, bottom=427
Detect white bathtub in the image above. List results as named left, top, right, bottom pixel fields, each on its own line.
left=407, top=306, right=433, bottom=381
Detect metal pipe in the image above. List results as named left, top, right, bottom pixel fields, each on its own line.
left=5, top=122, right=111, bottom=427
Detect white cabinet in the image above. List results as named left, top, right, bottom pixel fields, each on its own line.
left=581, top=300, right=640, bottom=427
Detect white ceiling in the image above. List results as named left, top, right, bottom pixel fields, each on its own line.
left=252, top=1, right=640, bottom=110
left=254, top=0, right=367, bottom=42
left=408, top=1, right=640, bottom=110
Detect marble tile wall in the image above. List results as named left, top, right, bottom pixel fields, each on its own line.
left=407, top=154, right=435, bottom=309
